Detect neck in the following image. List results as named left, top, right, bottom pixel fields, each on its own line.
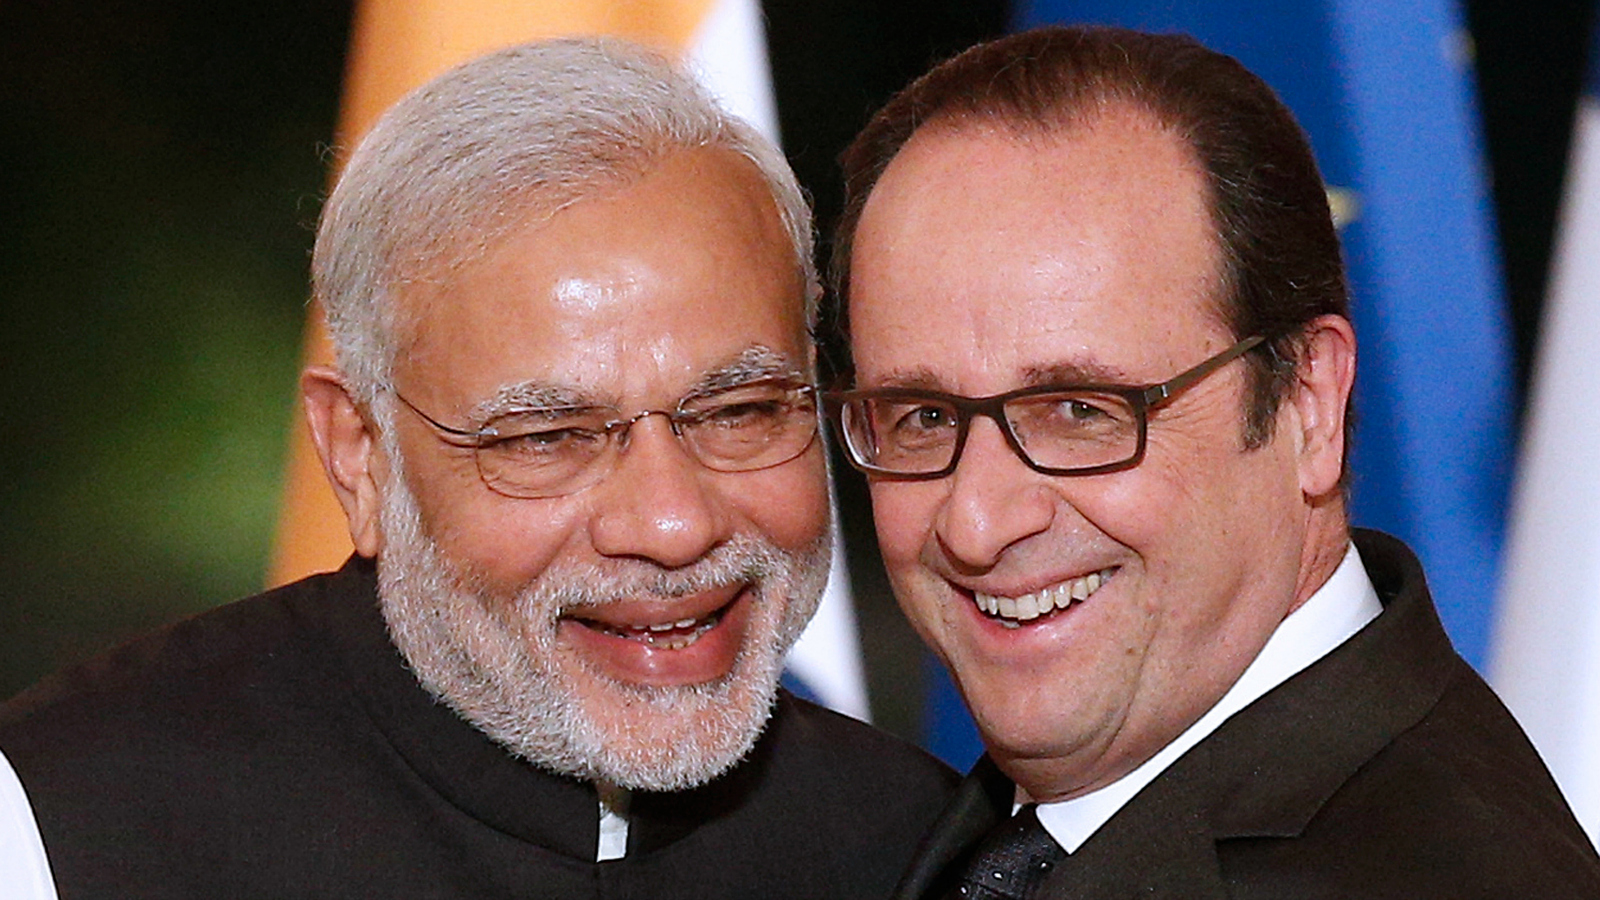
left=1001, top=505, right=1353, bottom=804
left=1286, top=500, right=1349, bottom=617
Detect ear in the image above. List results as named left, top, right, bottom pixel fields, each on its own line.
left=301, top=366, right=387, bottom=558
left=1286, top=315, right=1357, bottom=500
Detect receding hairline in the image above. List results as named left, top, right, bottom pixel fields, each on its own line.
left=854, top=100, right=1234, bottom=333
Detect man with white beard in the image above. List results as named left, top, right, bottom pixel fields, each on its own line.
left=0, top=39, right=956, bottom=899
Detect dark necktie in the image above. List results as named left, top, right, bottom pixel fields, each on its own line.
left=944, top=804, right=1067, bottom=899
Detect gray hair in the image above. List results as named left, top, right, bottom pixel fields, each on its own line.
left=313, top=38, right=817, bottom=406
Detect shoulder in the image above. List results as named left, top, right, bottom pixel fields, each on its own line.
left=1346, top=663, right=1599, bottom=888
left=0, top=564, right=399, bottom=895
left=1352, top=533, right=1596, bottom=878
left=752, top=691, right=959, bottom=846
left=1202, top=535, right=1600, bottom=895
left=0, top=563, right=371, bottom=779
left=649, top=691, right=957, bottom=899
left=764, top=690, right=960, bottom=805
left=1223, top=659, right=1600, bottom=896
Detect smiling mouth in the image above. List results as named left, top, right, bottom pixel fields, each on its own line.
left=567, top=598, right=737, bottom=651
left=972, top=568, right=1116, bottom=628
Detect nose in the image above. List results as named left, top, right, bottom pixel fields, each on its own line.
left=932, top=418, right=1056, bottom=571
left=587, top=414, right=732, bottom=568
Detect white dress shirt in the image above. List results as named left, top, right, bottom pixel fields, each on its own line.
left=1, top=747, right=58, bottom=900
left=1035, top=542, right=1383, bottom=852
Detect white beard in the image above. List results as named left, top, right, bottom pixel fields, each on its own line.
left=373, top=466, right=830, bottom=792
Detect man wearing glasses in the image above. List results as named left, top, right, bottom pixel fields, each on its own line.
left=829, top=26, right=1600, bottom=898
left=0, top=39, right=954, bottom=898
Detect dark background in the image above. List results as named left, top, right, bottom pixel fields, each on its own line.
left=1, top=0, right=1594, bottom=743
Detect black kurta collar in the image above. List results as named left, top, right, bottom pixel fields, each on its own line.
left=311, top=554, right=790, bottom=863
left=315, top=556, right=602, bottom=860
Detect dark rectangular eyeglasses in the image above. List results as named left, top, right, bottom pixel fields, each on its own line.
left=825, top=335, right=1264, bottom=479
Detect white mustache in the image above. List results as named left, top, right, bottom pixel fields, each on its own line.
left=503, top=535, right=785, bottom=620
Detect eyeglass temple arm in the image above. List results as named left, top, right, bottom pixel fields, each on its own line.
left=394, top=391, right=490, bottom=440
left=1141, top=334, right=1266, bottom=407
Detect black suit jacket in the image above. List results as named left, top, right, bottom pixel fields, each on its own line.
left=894, top=530, right=1600, bottom=898
left=0, top=556, right=958, bottom=900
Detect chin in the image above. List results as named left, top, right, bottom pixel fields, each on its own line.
left=373, top=469, right=830, bottom=790
left=537, top=653, right=788, bottom=791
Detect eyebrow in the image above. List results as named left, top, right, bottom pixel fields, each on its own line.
left=1019, top=360, right=1141, bottom=388
left=864, top=358, right=1139, bottom=394
left=861, top=367, right=947, bottom=392
left=467, top=384, right=598, bottom=425
left=466, top=345, right=808, bottom=422
left=684, top=346, right=808, bottom=399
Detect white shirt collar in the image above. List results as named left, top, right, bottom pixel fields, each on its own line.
left=1034, top=541, right=1382, bottom=852
left=595, top=781, right=630, bottom=862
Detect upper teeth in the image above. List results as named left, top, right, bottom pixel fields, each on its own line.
left=647, top=618, right=700, bottom=633
left=974, top=569, right=1114, bottom=622
left=594, top=614, right=720, bottom=649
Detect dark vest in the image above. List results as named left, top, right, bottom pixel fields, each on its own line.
left=0, top=557, right=958, bottom=899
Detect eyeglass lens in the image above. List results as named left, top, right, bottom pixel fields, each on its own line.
left=840, top=389, right=1142, bottom=476
left=475, top=381, right=817, bottom=498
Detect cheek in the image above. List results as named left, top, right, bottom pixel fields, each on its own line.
left=867, top=480, right=943, bottom=571
left=408, top=479, right=586, bottom=592
left=1067, top=441, right=1222, bottom=555
left=867, top=481, right=959, bottom=640
left=730, top=450, right=831, bottom=551
left=1053, top=474, right=1174, bottom=560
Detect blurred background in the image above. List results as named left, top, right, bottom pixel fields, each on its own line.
left=1, top=0, right=1595, bottom=755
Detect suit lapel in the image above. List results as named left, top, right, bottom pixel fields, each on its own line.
left=1037, top=530, right=1456, bottom=897
left=895, top=531, right=1457, bottom=900
left=1197, top=529, right=1455, bottom=840
left=891, top=756, right=1013, bottom=900
left=1034, top=739, right=1232, bottom=900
